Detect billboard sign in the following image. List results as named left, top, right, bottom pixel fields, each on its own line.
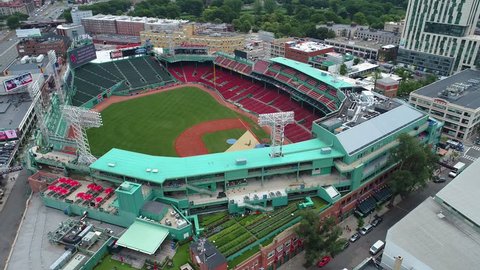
left=122, top=47, right=147, bottom=57
left=234, top=49, right=248, bottom=59
left=3, top=73, right=33, bottom=92
left=110, top=50, right=123, bottom=59
left=68, top=43, right=97, bottom=69
left=110, top=47, right=147, bottom=59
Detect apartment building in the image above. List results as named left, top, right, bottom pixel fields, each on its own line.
left=409, top=69, right=480, bottom=141
left=399, top=0, right=480, bottom=75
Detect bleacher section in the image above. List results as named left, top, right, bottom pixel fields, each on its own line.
left=258, top=63, right=342, bottom=112
left=70, top=57, right=174, bottom=106
left=167, top=62, right=320, bottom=142
left=214, top=55, right=253, bottom=75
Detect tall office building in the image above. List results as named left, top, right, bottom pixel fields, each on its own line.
left=398, top=0, right=480, bottom=75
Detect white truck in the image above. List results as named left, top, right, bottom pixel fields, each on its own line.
left=449, top=162, right=466, bottom=178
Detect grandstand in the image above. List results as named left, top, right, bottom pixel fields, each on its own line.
left=69, top=56, right=174, bottom=107
left=164, top=55, right=351, bottom=142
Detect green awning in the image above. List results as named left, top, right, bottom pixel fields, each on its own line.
left=117, top=220, right=169, bottom=255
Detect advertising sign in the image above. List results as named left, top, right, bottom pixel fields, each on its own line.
left=68, top=43, right=97, bottom=69
left=110, top=50, right=123, bottom=59
left=3, top=73, right=33, bottom=92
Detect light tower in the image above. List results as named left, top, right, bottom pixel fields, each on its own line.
left=258, top=111, right=294, bottom=158
left=62, top=105, right=102, bottom=164
left=28, top=79, right=50, bottom=148
left=48, top=50, right=64, bottom=104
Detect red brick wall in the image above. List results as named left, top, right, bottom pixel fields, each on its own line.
left=285, top=47, right=334, bottom=63
left=116, top=21, right=145, bottom=36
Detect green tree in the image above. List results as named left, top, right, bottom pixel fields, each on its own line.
left=6, top=16, right=20, bottom=30
left=388, top=134, right=439, bottom=199
left=224, top=0, right=243, bottom=14
left=178, top=0, right=204, bottom=17
left=339, top=64, right=347, bottom=75
left=353, top=12, right=367, bottom=25
left=296, top=213, right=345, bottom=267
left=253, top=0, right=263, bottom=15
left=264, top=0, right=276, bottom=13
left=353, top=57, right=360, bottom=65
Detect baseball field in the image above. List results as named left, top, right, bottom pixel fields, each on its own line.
left=87, top=86, right=269, bottom=157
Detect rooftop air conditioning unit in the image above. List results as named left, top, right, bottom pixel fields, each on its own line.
left=236, top=158, right=247, bottom=165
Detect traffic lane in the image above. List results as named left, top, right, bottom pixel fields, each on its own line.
left=0, top=169, right=30, bottom=270
left=318, top=181, right=450, bottom=270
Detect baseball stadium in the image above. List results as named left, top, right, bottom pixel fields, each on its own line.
left=25, top=38, right=442, bottom=270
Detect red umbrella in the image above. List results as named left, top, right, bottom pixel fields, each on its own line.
left=76, top=192, right=85, bottom=198
left=104, top=188, right=113, bottom=194
left=87, top=183, right=95, bottom=189
left=95, top=197, right=103, bottom=203
left=48, top=185, right=57, bottom=190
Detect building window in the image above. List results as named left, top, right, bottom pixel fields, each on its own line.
left=267, top=250, right=275, bottom=259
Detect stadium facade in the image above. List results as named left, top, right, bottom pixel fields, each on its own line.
left=26, top=41, right=443, bottom=269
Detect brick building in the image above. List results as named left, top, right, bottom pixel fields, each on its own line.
left=0, top=0, right=35, bottom=16
left=115, top=16, right=146, bottom=36
left=82, top=14, right=118, bottom=35
left=190, top=240, right=228, bottom=270
left=284, top=41, right=334, bottom=63
left=17, top=34, right=70, bottom=57
left=375, top=77, right=399, bottom=98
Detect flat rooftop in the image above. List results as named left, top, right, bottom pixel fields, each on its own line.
left=436, top=158, right=480, bottom=225
left=287, top=41, right=332, bottom=52
left=412, top=69, right=480, bottom=109
left=270, top=57, right=352, bottom=89
left=7, top=57, right=50, bottom=74
left=319, top=91, right=426, bottom=155
left=325, top=37, right=385, bottom=50
left=0, top=91, right=32, bottom=130
left=90, top=139, right=343, bottom=184
left=385, top=197, right=480, bottom=270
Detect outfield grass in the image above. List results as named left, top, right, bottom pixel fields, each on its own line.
left=87, top=87, right=268, bottom=157
left=202, top=128, right=246, bottom=153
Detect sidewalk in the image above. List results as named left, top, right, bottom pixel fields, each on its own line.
left=338, top=195, right=402, bottom=240
left=0, top=170, right=21, bottom=213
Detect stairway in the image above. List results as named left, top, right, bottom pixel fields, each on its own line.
left=186, top=184, right=216, bottom=196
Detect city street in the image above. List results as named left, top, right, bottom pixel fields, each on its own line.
left=0, top=170, right=30, bottom=270
left=29, top=2, right=67, bottom=22
left=279, top=176, right=454, bottom=270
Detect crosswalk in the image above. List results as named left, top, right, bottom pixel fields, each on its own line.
left=462, top=146, right=479, bottom=162
left=463, top=155, right=477, bottom=162
left=470, top=146, right=480, bottom=151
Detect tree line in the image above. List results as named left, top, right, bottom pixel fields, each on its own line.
left=65, top=0, right=406, bottom=38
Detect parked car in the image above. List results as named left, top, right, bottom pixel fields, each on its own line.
left=349, top=233, right=361, bottom=242
left=371, top=215, right=383, bottom=227
left=317, top=256, right=331, bottom=267
left=342, top=240, right=350, bottom=250
left=359, top=224, right=374, bottom=235
left=369, top=240, right=385, bottom=255
left=433, top=176, right=447, bottom=183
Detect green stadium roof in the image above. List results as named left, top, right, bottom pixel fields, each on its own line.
left=116, top=220, right=169, bottom=255
left=90, top=139, right=343, bottom=184
left=271, top=57, right=352, bottom=89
